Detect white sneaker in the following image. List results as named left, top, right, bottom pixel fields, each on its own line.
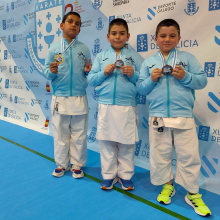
left=72, top=165, right=84, bottom=179
left=52, top=165, right=70, bottom=177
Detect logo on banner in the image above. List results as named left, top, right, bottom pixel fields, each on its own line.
left=198, top=125, right=210, bottom=141
left=24, top=14, right=29, bottom=25
left=24, top=112, right=30, bottom=122
left=113, top=0, right=130, bottom=7
left=94, top=108, right=98, bottom=120
left=141, top=143, right=149, bottom=158
left=109, top=15, right=115, bottom=23
left=2, top=19, right=6, bottom=30
left=147, top=7, right=156, bottom=20
left=4, top=50, right=7, bottom=60
left=0, top=93, right=3, bottom=100
left=25, top=81, right=30, bottom=91
left=44, top=100, right=49, bottom=110
left=44, top=117, right=49, bottom=127
left=92, top=39, right=102, bottom=56
left=96, top=17, right=104, bottom=31
left=92, top=88, right=99, bottom=101
left=208, top=92, right=220, bottom=113
left=184, top=0, right=199, bottom=16
left=6, top=3, right=9, bottom=12
left=92, top=0, right=103, bottom=10
left=10, top=94, right=13, bottom=102
left=137, top=94, right=146, bottom=105
left=209, top=0, right=220, bottom=11
left=5, top=79, right=9, bottom=89
left=0, top=78, right=2, bottom=83
left=4, top=108, right=8, bottom=117
left=87, top=127, right=97, bottom=143
left=14, top=96, right=18, bottom=103
left=46, top=81, right=51, bottom=94
left=135, top=140, right=142, bottom=156
left=142, top=116, right=149, bottom=129
left=204, top=62, right=216, bottom=77
left=201, top=156, right=218, bottom=178
left=215, top=26, right=220, bottom=46
left=137, top=34, right=148, bottom=52
left=25, top=0, right=63, bottom=74
left=8, top=35, right=11, bottom=43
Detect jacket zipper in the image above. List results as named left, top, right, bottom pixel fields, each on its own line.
left=70, top=47, right=73, bottom=96
left=113, top=69, right=118, bottom=105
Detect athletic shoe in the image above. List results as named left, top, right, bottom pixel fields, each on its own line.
left=72, top=165, right=84, bottom=179
left=185, top=193, right=211, bottom=217
left=118, top=178, right=134, bottom=191
left=52, top=165, right=70, bottom=177
left=157, top=184, right=175, bottom=204
left=101, top=177, right=118, bottom=190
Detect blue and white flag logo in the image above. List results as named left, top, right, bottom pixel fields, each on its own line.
left=26, top=0, right=63, bottom=74
left=201, top=156, right=218, bottom=178
left=209, top=0, right=220, bottom=11
left=208, top=92, right=220, bottom=113
left=204, top=62, right=216, bottom=77
left=137, top=34, right=148, bottom=52
left=215, top=26, right=220, bottom=46
left=184, top=0, right=199, bottom=16
left=96, top=17, right=104, bottom=31
left=198, top=125, right=210, bottom=141
left=92, top=38, right=102, bottom=56
left=92, top=0, right=103, bottom=10
left=87, top=127, right=97, bottom=143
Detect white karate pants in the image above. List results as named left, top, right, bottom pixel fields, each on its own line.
left=99, top=140, right=135, bottom=180
left=52, top=112, right=88, bottom=169
left=149, top=126, right=201, bottom=193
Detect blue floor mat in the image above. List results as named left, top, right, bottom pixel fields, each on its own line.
left=0, top=120, right=219, bottom=220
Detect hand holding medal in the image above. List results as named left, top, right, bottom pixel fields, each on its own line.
left=104, top=64, right=116, bottom=76
left=172, top=65, right=185, bottom=80
left=49, top=62, right=59, bottom=74
left=122, top=65, right=134, bottom=77
left=151, top=68, right=162, bottom=82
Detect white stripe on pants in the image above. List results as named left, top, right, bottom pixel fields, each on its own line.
left=99, top=140, right=135, bottom=180
left=52, top=112, right=88, bottom=169
left=149, top=125, right=201, bottom=193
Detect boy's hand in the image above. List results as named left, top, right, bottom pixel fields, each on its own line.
left=151, top=68, right=162, bottom=82
left=104, top=64, right=116, bottom=76
left=173, top=65, right=186, bottom=80
left=84, top=58, right=92, bottom=72
left=50, top=62, right=59, bottom=74
left=122, top=65, right=134, bottom=77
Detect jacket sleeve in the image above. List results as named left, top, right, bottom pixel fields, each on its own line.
left=136, top=61, right=157, bottom=95
left=87, top=54, right=107, bottom=86
left=43, top=49, right=57, bottom=80
left=128, top=53, right=144, bottom=84
left=179, top=54, right=207, bottom=90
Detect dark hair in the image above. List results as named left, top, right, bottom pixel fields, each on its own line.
left=156, top=19, right=180, bottom=37
left=108, top=18, right=129, bottom=33
left=62, top=12, right=81, bottom=26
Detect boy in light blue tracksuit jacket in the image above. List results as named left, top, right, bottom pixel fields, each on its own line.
left=137, top=19, right=211, bottom=217
left=43, top=12, right=91, bottom=179
left=88, top=18, right=143, bottom=191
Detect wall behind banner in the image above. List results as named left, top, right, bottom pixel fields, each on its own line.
left=0, top=0, right=219, bottom=194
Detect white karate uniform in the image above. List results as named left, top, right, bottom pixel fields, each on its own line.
left=149, top=117, right=201, bottom=193
left=97, top=104, right=138, bottom=180
left=51, top=95, right=88, bottom=169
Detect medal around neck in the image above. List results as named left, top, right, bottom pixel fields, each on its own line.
left=162, top=65, right=173, bottom=75
left=54, top=54, right=63, bottom=64
left=115, top=60, right=124, bottom=69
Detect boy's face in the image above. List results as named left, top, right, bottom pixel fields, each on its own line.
left=155, top=26, right=181, bottom=55
left=107, top=25, right=130, bottom=51
left=60, top=14, right=80, bottom=41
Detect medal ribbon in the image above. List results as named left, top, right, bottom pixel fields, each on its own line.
left=61, top=38, right=77, bottom=54
left=114, top=53, right=122, bottom=63
left=158, top=48, right=177, bottom=70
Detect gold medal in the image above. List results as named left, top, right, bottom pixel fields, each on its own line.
left=54, top=54, right=63, bottom=64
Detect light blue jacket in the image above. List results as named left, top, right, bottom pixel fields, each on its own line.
left=137, top=48, right=207, bottom=117
left=87, top=46, right=143, bottom=106
left=43, top=39, right=91, bottom=96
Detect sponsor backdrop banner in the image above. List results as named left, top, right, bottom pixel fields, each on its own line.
left=0, top=0, right=219, bottom=194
